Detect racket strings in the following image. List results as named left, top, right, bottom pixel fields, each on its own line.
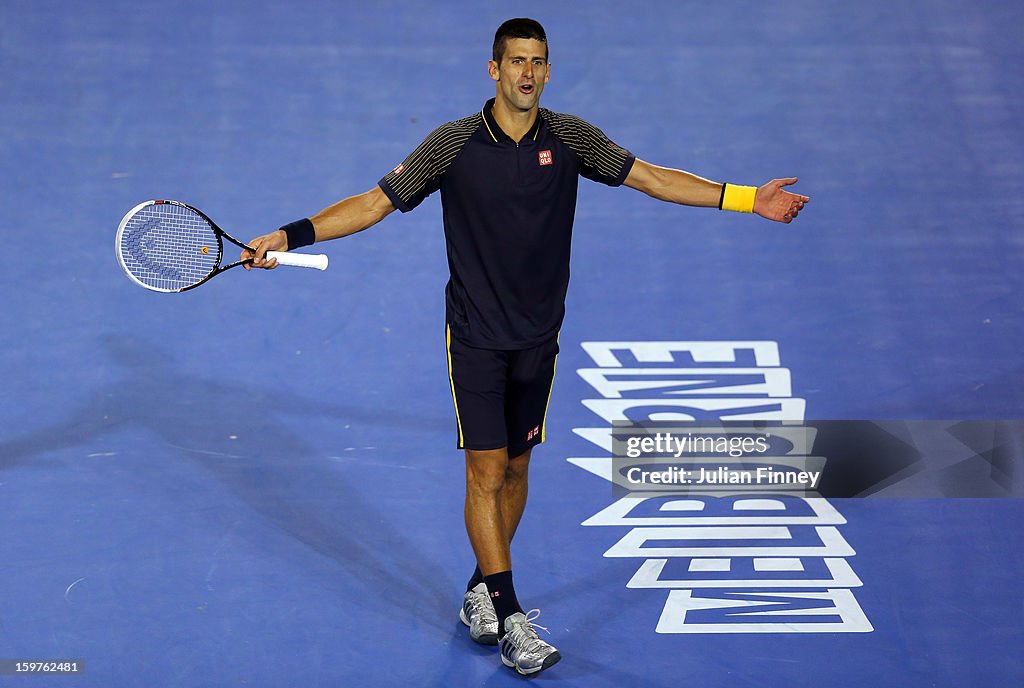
left=119, top=203, right=220, bottom=291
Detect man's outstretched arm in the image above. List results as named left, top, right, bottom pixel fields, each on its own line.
left=623, top=158, right=809, bottom=223
left=243, top=186, right=396, bottom=269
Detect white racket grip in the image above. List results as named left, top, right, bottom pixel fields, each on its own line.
left=266, top=251, right=329, bottom=271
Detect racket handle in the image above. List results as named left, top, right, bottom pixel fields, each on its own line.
left=266, top=251, right=329, bottom=271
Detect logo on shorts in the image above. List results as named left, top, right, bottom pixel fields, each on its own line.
left=393, top=163, right=405, bottom=175
left=538, top=150, right=553, bottom=166
left=527, top=425, right=541, bottom=441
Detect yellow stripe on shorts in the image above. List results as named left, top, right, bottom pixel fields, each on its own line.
left=446, top=325, right=464, bottom=447
left=541, top=332, right=559, bottom=443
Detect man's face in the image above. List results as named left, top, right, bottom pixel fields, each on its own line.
left=488, top=38, right=550, bottom=112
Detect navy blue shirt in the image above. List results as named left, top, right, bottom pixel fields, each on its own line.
left=379, top=99, right=635, bottom=349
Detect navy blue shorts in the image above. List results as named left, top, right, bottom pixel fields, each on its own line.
left=445, top=326, right=559, bottom=458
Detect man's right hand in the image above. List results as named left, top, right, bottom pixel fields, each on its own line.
left=241, top=229, right=288, bottom=270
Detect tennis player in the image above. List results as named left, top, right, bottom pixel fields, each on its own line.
left=244, top=17, right=808, bottom=676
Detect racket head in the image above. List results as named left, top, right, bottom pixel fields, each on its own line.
left=116, top=200, right=223, bottom=292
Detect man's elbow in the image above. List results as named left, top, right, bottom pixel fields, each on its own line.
left=630, top=163, right=673, bottom=201
left=364, top=186, right=397, bottom=224
left=641, top=169, right=674, bottom=202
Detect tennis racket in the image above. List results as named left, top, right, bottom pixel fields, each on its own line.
left=116, top=199, right=328, bottom=293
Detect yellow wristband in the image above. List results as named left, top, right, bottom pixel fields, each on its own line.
left=719, top=183, right=757, bottom=213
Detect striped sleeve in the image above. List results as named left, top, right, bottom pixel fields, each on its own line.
left=540, top=110, right=635, bottom=186
left=378, top=114, right=480, bottom=212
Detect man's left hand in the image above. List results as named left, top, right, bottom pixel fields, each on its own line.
left=754, top=178, right=809, bottom=223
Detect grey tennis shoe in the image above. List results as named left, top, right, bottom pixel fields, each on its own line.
left=460, top=582, right=499, bottom=645
left=499, top=609, right=561, bottom=676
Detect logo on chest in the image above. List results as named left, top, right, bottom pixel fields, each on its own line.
left=538, top=150, right=553, bottom=166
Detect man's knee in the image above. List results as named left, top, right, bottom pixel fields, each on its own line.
left=465, top=448, right=510, bottom=494
left=505, top=448, right=532, bottom=483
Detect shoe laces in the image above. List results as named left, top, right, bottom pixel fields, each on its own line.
left=468, top=591, right=497, bottom=624
left=511, top=609, right=551, bottom=653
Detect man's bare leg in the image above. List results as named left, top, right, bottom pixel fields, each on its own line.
left=465, top=447, right=533, bottom=576
left=464, top=448, right=512, bottom=575
left=501, top=448, right=532, bottom=544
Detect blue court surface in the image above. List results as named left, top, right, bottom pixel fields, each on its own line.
left=2, top=1, right=1022, bottom=686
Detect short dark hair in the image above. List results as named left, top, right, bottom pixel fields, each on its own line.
left=492, top=18, right=547, bottom=63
